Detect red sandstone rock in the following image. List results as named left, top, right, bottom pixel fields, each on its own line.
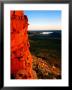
left=11, top=11, right=33, bottom=79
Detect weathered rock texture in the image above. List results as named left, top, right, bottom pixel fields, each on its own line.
left=11, top=11, right=33, bottom=79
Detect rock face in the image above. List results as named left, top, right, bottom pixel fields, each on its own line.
left=11, top=11, right=33, bottom=79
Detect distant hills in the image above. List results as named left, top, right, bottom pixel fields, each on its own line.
left=28, top=30, right=61, bottom=40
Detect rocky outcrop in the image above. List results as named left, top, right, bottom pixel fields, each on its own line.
left=32, top=55, right=61, bottom=79
left=11, top=11, right=34, bottom=79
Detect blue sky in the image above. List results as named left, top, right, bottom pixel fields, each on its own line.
left=24, top=10, right=61, bottom=30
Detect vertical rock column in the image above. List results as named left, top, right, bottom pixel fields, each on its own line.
left=11, top=11, right=33, bottom=79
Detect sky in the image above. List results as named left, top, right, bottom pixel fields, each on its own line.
left=24, top=10, right=61, bottom=31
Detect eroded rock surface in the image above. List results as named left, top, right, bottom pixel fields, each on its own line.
left=11, top=11, right=34, bottom=79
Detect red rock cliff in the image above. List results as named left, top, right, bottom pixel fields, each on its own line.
left=11, top=11, right=33, bottom=79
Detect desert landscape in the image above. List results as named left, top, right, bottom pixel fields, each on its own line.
left=28, top=30, right=61, bottom=79
left=11, top=11, right=61, bottom=79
